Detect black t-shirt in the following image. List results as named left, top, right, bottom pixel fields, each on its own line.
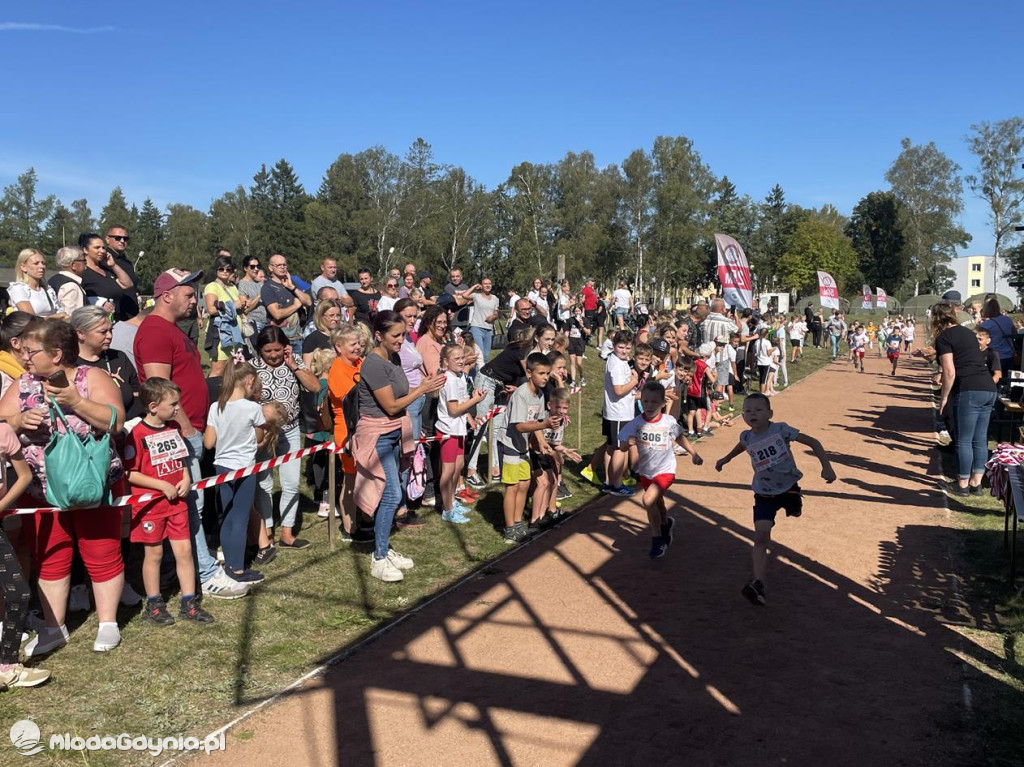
left=351, top=289, right=380, bottom=325
left=481, top=345, right=529, bottom=386
left=78, top=348, right=143, bottom=419
left=935, top=325, right=997, bottom=394
left=506, top=316, right=546, bottom=339
left=107, top=249, right=140, bottom=319
left=81, top=267, right=129, bottom=321
left=302, top=330, right=332, bottom=356
left=982, top=347, right=1000, bottom=378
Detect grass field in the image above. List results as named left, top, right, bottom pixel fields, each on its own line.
left=0, top=335, right=836, bottom=765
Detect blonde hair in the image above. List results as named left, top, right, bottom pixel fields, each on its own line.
left=260, top=401, right=289, bottom=451
left=309, top=348, right=336, bottom=378
left=330, top=323, right=362, bottom=350
left=313, top=298, right=343, bottom=333
left=15, top=248, right=45, bottom=285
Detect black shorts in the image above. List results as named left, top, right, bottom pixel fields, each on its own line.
left=602, top=418, right=632, bottom=447
left=758, top=365, right=771, bottom=384
left=531, top=451, right=556, bottom=472
left=753, top=484, right=802, bottom=524
left=569, top=339, right=586, bottom=356
left=685, top=396, right=707, bottom=413
left=790, top=338, right=802, bottom=348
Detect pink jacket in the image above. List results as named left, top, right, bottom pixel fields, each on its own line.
left=352, top=414, right=414, bottom=516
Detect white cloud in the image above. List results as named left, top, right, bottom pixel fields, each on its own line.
left=0, top=22, right=114, bottom=34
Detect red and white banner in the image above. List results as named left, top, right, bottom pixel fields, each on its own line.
left=715, top=234, right=753, bottom=310
left=817, top=270, right=840, bottom=310
left=861, top=284, right=872, bottom=310
left=876, top=287, right=887, bottom=309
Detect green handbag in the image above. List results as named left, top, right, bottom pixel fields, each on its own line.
left=43, top=398, right=117, bottom=509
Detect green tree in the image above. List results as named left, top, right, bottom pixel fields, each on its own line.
left=98, top=187, right=135, bottom=235
left=134, top=198, right=166, bottom=291
left=0, top=168, right=56, bottom=260
left=778, top=219, right=858, bottom=294
left=965, top=117, right=1024, bottom=292
left=163, top=204, right=208, bottom=275
left=885, top=138, right=970, bottom=296
left=436, top=167, right=492, bottom=276
left=497, top=161, right=556, bottom=285
left=307, top=153, right=375, bottom=277
left=621, top=148, right=655, bottom=291
left=69, top=199, right=95, bottom=240
left=208, top=187, right=257, bottom=260
left=396, top=138, right=444, bottom=270
left=845, top=191, right=909, bottom=293
left=353, top=146, right=404, bottom=276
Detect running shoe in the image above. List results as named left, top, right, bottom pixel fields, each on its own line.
left=442, top=508, right=470, bottom=524
left=581, top=465, right=601, bottom=486
left=386, top=548, right=415, bottom=570
left=601, top=484, right=635, bottom=497
left=396, top=511, right=427, bottom=529
left=742, top=579, right=767, bottom=606
left=622, top=476, right=638, bottom=487
left=661, top=517, right=675, bottom=546
left=93, top=624, right=122, bottom=652
left=370, top=555, right=404, bottom=582
left=253, top=545, right=277, bottom=566
left=466, top=474, right=487, bottom=490
left=143, top=597, right=175, bottom=627
left=649, top=537, right=668, bottom=559
left=502, top=521, right=529, bottom=544
left=556, top=481, right=572, bottom=499
left=179, top=596, right=215, bottom=624
left=0, top=663, right=50, bottom=689
left=456, top=488, right=480, bottom=504
left=24, top=625, right=69, bottom=658
left=201, top=568, right=250, bottom=600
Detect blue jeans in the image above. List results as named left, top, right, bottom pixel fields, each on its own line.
left=470, top=326, right=493, bottom=362
left=953, top=389, right=996, bottom=478
left=257, top=423, right=302, bottom=530
left=829, top=334, right=841, bottom=358
left=184, top=430, right=218, bottom=583
left=373, top=429, right=403, bottom=560
left=217, top=468, right=258, bottom=572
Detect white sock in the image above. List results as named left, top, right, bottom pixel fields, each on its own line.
left=97, top=622, right=118, bottom=631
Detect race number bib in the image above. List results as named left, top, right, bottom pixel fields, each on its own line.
left=144, top=430, right=189, bottom=466
left=639, top=424, right=673, bottom=452
left=747, top=433, right=790, bottom=471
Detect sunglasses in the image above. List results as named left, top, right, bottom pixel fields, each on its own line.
left=108, top=235, right=130, bottom=243
left=386, top=283, right=398, bottom=288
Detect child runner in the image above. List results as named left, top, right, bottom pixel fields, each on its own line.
left=714, top=393, right=836, bottom=605
left=501, top=352, right=560, bottom=543
left=885, top=325, right=902, bottom=376
left=204, top=361, right=267, bottom=583
left=851, top=324, right=868, bottom=373
left=437, top=343, right=487, bottom=524
left=618, top=382, right=702, bottom=559
left=127, top=378, right=214, bottom=624
left=0, top=422, right=49, bottom=689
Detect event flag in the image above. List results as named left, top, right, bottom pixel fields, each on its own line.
left=817, top=270, right=840, bottom=310
left=861, top=284, right=872, bottom=310
left=714, top=233, right=753, bottom=309
left=877, top=287, right=888, bottom=310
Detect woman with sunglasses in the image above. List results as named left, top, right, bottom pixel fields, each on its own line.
left=237, top=257, right=267, bottom=352
left=77, top=233, right=133, bottom=322
left=378, top=278, right=400, bottom=312
left=203, top=256, right=248, bottom=378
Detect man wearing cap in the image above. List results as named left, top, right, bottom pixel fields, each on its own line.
left=940, top=290, right=975, bottom=328
left=104, top=225, right=140, bottom=319
left=418, top=271, right=437, bottom=306
left=702, top=297, right=737, bottom=346
left=134, top=269, right=248, bottom=599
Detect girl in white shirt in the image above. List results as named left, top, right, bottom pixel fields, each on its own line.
left=436, top=344, right=486, bottom=524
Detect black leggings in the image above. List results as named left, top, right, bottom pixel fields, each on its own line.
left=0, top=527, right=32, bottom=664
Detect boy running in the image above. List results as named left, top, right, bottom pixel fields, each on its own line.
left=714, top=393, right=835, bottom=605
left=619, top=383, right=702, bottom=558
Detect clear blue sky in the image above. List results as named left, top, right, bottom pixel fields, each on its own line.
left=1, top=1, right=1021, bottom=256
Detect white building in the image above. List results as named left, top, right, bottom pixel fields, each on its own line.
left=950, top=253, right=1018, bottom=303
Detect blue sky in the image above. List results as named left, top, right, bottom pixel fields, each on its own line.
left=1, top=1, right=1021, bottom=256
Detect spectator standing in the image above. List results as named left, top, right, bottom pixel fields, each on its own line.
left=301, top=299, right=343, bottom=367
left=71, top=306, right=142, bottom=420
left=104, top=226, right=140, bottom=319
left=310, top=257, right=354, bottom=310
left=612, top=281, right=632, bottom=330
left=78, top=233, right=130, bottom=321
left=351, top=268, right=381, bottom=326
left=49, top=246, right=88, bottom=316
left=398, top=272, right=416, bottom=299
left=466, top=278, right=500, bottom=361
left=135, top=269, right=248, bottom=599
left=203, top=256, right=246, bottom=378
left=701, top=298, right=737, bottom=347
left=237, top=256, right=267, bottom=346
left=979, top=295, right=1015, bottom=379
left=8, top=248, right=62, bottom=318
left=581, top=277, right=598, bottom=333
left=262, top=254, right=312, bottom=358
left=557, top=280, right=576, bottom=330
left=378, top=278, right=401, bottom=312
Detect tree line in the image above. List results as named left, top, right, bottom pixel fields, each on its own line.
left=1, top=120, right=1021, bottom=302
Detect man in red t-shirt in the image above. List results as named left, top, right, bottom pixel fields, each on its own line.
left=134, top=268, right=248, bottom=599
left=581, top=277, right=598, bottom=334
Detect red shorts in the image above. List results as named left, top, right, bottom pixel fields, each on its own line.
left=639, top=473, right=675, bottom=492
left=438, top=433, right=466, bottom=463
left=130, top=508, right=189, bottom=544
left=887, top=351, right=900, bottom=361
left=854, top=349, right=865, bottom=358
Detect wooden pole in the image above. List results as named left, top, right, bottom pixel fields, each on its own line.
left=327, top=449, right=336, bottom=551
left=577, top=384, right=583, bottom=452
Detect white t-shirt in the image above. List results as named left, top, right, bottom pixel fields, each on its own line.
left=508, top=293, right=520, bottom=310
left=852, top=331, right=868, bottom=351
left=618, top=413, right=682, bottom=478
left=717, top=344, right=736, bottom=378
left=612, top=288, right=631, bottom=311
left=377, top=295, right=398, bottom=312
left=756, top=338, right=774, bottom=366
left=789, top=320, right=807, bottom=340
left=437, top=371, right=470, bottom=436
left=558, top=292, right=572, bottom=321
left=902, top=325, right=915, bottom=341
left=8, top=281, right=59, bottom=316
left=208, top=399, right=266, bottom=470
left=603, top=354, right=635, bottom=421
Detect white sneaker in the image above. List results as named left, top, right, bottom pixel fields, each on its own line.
left=201, top=567, right=251, bottom=600
left=215, top=548, right=225, bottom=563
left=69, top=584, right=90, bottom=612
left=386, top=548, right=414, bottom=571
left=937, top=430, right=952, bottom=446
left=370, top=555, right=404, bottom=582
left=120, top=582, right=143, bottom=607
left=93, top=623, right=121, bottom=652
left=24, top=625, right=69, bottom=658
left=317, top=501, right=339, bottom=519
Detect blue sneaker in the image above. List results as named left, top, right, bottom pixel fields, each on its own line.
left=603, top=485, right=635, bottom=497
left=442, top=508, right=470, bottom=524
left=452, top=500, right=470, bottom=514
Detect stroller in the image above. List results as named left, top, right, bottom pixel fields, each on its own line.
left=625, top=301, right=650, bottom=334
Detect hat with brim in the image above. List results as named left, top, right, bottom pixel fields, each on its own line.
left=153, top=268, right=204, bottom=298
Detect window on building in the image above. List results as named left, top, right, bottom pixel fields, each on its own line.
left=970, top=279, right=981, bottom=288
left=972, top=263, right=981, bottom=272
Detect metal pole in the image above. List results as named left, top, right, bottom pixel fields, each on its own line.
left=327, top=448, right=336, bottom=551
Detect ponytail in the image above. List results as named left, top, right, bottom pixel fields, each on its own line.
left=218, top=360, right=258, bottom=412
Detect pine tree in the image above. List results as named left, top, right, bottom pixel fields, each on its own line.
left=99, top=187, right=135, bottom=236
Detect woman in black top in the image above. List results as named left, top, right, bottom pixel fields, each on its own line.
left=70, top=305, right=142, bottom=419
left=934, top=302, right=997, bottom=495
left=301, top=298, right=343, bottom=368
left=77, top=233, right=133, bottom=322
left=465, top=325, right=535, bottom=487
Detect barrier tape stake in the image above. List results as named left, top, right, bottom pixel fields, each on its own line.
left=327, top=448, right=336, bottom=551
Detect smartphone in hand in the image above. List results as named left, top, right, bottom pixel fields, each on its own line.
left=48, top=370, right=70, bottom=388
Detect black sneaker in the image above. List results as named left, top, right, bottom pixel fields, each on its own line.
left=396, top=511, right=428, bottom=529
left=942, top=480, right=969, bottom=498
left=661, top=517, right=675, bottom=546
left=225, top=568, right=264, bottom=584
left=649, top=537, right=668, bottom=559
left=339, top=528, right=354, bottom=543
left=466, top=474, right=487, bottom=490
left=556, top=482, right=572, bottom=500
left=143, top=597, right=175, bottom=626
left=253, top=545, right=277, bottom=566
left=742, top=579, right=767, bottom=606
left=503, top=522, right=529, bottom=544
left=179, top=596, right=215, bottom=624
left=969, top=484, right=985, bottom=497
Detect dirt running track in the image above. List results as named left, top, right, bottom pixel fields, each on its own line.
left=200, top=355, right=994, bottom=767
